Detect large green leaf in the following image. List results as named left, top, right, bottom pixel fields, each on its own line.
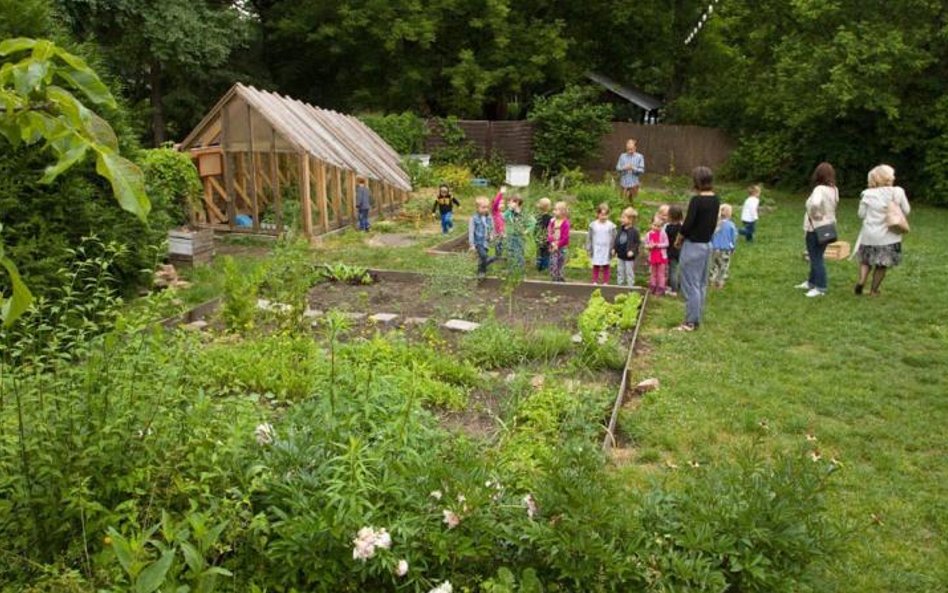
left=0, top=38, right=37, bottom=56
left=56, top=65, right=116, bottom=109
left=0, top=255, right=33, bottom=327
left=95, top=149, right=151, bottom=222
left=106, top=528, right=135, bottom=576
left=135, top=550, right=174, bottom=593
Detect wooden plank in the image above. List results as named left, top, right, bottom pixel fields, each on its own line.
left=202, top=177, right=226, bottom=223
left=271, top=127, right=283, bottom=234
left=331, top=165, right=343, bottom=225
left=315, top=160, right=329, bottom=232
left=347, top=170, right=357, bottom=226
left=247, top=106, right=260, bottom=231
left=299, top=153, right=314, bottom=239
left=234, top=178, right=253, bottom=210
left=221, top=106, right=237, bottom=229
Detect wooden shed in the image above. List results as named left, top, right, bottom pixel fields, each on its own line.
left=179, top=83, right=412, bottom=239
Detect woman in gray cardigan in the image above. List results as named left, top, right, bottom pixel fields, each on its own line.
left=797, top=162, right=839, bottom=298
left=854, top=164, right=910, bottom=296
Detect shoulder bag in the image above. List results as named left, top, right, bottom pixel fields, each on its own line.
left=884, top=189, right=910, bottom=234
left=809, top=187, right=838, bottom=245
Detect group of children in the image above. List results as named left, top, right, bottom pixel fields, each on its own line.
left=461, top=183, right=762, bottom=289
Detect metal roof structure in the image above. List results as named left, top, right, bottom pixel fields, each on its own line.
left=180, top=83, right=411, bottom=191
left=585, top=72, right=664, bottom=112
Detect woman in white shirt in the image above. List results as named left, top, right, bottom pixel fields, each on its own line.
left=797, top=162, right=839, bottom=297
left=854, top=164, right=910, bottom=296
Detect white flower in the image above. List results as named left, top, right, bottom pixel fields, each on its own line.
left=457, top=493, right=466, bottom=503
left=430, top=490, right=443, bottom=500
left=254, top=423, right=275, bottom=446
left=429, top=581, right=453, bottom=593
left=523, top=494, right=538, bottom=519
left=809, top=449, right=822, bottom=462
left=485, top=480, right=493, bottom=488
left=805, top=433, right=818, bottom=442
left=351, top=526, right=391, bottom=561
left=442, top=509, right=460, bottom=529
left=396, top=559, right=409, bottom=577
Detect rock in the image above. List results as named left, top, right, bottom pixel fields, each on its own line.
left=342, top=312, right=367, bottom=321
left=256, top=298, right=272, bottom=310
left=404, top=317, right=431, bottom=326
left=634, top=378, right=660, bottom=394
left=303, top=308, right=323, bottom=318
left=443, top=319, right=480, bottom=332
left=182, top=320, right=209, bottom=331
left=571, top=333, right=583, bottom=344
left=530, top=375, right=545, bottom=390
left=368, top=313, right=399, bottom=325
left=153, top=263, right=179, bottom=289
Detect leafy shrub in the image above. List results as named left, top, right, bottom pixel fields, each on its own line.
left=470, top=151, right=508, bottom=185
left=359, top=112, right=427, bottom=154
left=140, top=147, right=202, bottom=229
left=433, top=164, right=474, bottom=191
left=459, top=319, right=527, bottom=368
left=402, top=156, right=437, bottom=189
left=528, top=85, right=613, bottom=175
left=219, top=255, right=261, bottom=333
left=431, top=116, right=479, bottom=166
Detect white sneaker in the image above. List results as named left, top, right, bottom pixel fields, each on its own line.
left=805, top=288, right=825, bottom=298
left=795, top=281, right=812, bottom=289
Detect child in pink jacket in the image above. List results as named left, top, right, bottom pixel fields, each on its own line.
left=547, top=201, right=571, bottom=282
left=645, top=215, right=669, bottom=295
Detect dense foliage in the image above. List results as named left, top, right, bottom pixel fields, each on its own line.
left=0, top=248, right=844, bottom=592
left=528, top=85, right=613, bottom=176
left=673, top=0, right=948, bottom=201
left=359, top=112, right=428, bottom=154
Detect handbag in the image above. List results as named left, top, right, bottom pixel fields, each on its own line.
left=885, top=190, right=910, bottom=234
left=808, top=187, right=838, bottom=245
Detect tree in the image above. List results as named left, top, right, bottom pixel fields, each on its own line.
left=528, top=85, right=613, bottom=175
left=55, top=0, right=253, bottom=145
left=0, top=38, right=149, bottom=326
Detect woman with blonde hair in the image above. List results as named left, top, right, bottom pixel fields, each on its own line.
left=854, top=164, right=910, bottom=296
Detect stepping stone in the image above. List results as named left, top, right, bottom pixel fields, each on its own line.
left=634, top=378, right=660, bottom=394
left=182, top=320, right=209, bottom=331
left=303, top=308, right=323, bottom=318
left=404, top=317, right=431, bottom=326
left=256, top=298, right=292, bottom=313
left=443, top=319, right=480, bottom=332
left=369, top=313, right=399, bottom=325
left=342, top=312, right=366, bottom=321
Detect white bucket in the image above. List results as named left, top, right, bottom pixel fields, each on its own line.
left=505, top=165, right=531, bottom=187
left=408, top=154, right=431, bottom=167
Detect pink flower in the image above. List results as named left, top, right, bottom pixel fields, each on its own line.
left=396, top=559, right=409, bottom=577
left=442, top=509, right=461, bottom=529
left=351, top=526, right=391, bottom=561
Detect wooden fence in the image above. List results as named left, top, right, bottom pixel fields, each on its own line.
left=423, top=120, right=735, bottom=175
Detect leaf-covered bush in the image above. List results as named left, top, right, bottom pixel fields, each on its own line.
left=359, top=112, right=428, bottom=154
left=528, top=85, right=613, bottom=175
left=140, top=147, right=202, bottom=229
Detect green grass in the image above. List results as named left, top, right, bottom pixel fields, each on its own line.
left=621, top=188, right=948, bottom=591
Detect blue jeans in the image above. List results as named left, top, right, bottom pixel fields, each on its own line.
left=476, top=245, right=496, bottom=275
left=805, top=231, right=828, bottom=290
left=536, top=250, right=550, bottom=271
left=358, top=208, right=370, bottom=231
left=739, top=220, right=756, bottom=242
left=440, top=211, right=454, bottom=234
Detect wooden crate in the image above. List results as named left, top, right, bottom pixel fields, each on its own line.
left=825, top=241, right=851, bottom=261
left=168, top=228, right=215, bottom=267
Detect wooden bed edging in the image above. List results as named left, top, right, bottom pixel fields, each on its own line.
left=159, top=297, right=222, bottom=329
left=602, top=289, right=650, bottom=451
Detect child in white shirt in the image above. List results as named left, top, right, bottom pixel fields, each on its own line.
left=738, top=184, right=761, bottom=242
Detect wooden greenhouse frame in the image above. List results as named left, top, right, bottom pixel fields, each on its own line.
left=179, top=83, right=412, bottom=239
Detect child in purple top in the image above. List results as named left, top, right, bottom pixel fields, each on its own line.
left=548, top=201, right=571, bottom=282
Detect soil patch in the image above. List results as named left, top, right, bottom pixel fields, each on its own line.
left=366, top=233, right=419, bottom=248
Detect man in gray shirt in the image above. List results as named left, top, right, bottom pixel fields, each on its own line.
left=616, top=139, right=646, bottom=204
left=356, top=177, right=371, bottom=231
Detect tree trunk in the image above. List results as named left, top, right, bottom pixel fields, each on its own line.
left=150, top=59, right=166, bottom=146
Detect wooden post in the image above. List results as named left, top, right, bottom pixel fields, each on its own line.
left=331, top=166, right=343, bottom=227
left=220, top=108, right=236, bottom=229
left=270, top=127, right=282, bottom=234
left=246, top=106, right=260, bottom=231
left=316, top=160, right=329, bottom=232
left=299, top=153, right=313, bottom=240
left=347, top=170, right=357, bottom=226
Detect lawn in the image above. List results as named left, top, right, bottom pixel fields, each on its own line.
left=621, top=184, right=948, bottom=591
left=172, top=177, right=946, bottom=590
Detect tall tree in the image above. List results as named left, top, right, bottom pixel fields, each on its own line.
left=55, top=0, right=253, bottom=145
